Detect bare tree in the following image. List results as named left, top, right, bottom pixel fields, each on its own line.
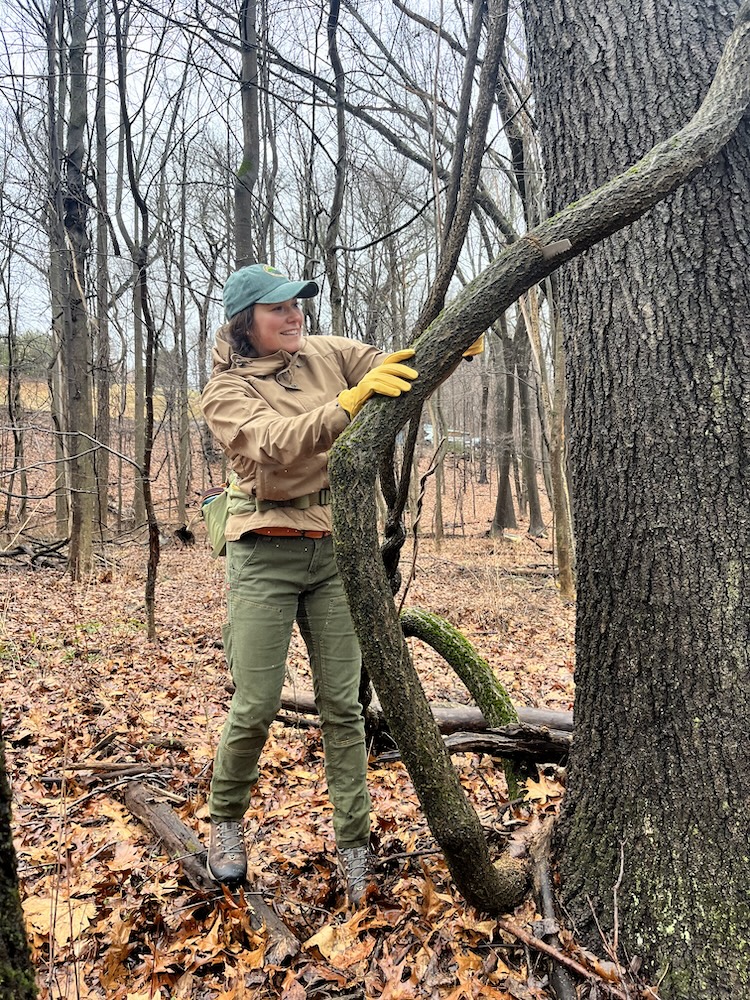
left=112, top=0, right=189, bottom=636
left=522, top=285, right=575, bottom=596
left=0, top=196, right=28, bottom=530
left=93, top=0, right=111, bottom=533
left=490, top=313, right=518, bottom=533
left=514, top=314, right=546, bottom=536
left=60, top=0, right=96, bottom=579
left=234, top=0, right=259, bottom=267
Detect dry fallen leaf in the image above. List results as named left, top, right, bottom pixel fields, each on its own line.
left=6, top=483, right=577, bottom=1000
left=523, top=771, right=565, bottom=804
left=23, top=895, right=97, bottom=947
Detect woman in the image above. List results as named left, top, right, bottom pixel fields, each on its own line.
left=201, top=263, right=418, bottom=905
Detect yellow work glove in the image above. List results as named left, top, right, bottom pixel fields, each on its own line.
left=338, top=349, right=419, bottom=419
left=462, top=334, right=485, bottom=361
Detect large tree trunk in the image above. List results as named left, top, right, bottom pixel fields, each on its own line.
left=0, top=721, right=36, bottom=999
left=330, top=2, right=749, bottom=931
left=524, top=2, right=750, bottom=996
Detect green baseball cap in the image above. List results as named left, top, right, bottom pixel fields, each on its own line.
left=223, top=263, right=319, bottom=319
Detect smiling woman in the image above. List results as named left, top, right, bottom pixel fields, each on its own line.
left=199, top=262, right=418, bottom=907
left=250, top=300, right=306, bottom=356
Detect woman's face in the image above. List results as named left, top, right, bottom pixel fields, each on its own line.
left=249, top=299, right=305, bottom=356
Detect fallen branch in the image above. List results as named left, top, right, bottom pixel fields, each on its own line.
left=275, top=685, right=573, bottom=734
left=432, top=704, right=572, bottom=735
left=377, top=725, right=570, bottom=765
left=400, top=608, right=518, bottom=726
left=443, top=726, right=570, bottom=763
left=497, top=917, right=630, bottom=1000
left=122, top=781, right=213, bottom=891
left=68, top=761, right=163, bottom=773
left=0, top=536, right=68, bottom=568
left=122, top=780, right=300, bottom=965
left=39, top=763, right=163, bottom=785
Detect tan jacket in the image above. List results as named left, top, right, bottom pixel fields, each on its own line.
left=201, top=328, right=382, bottom=537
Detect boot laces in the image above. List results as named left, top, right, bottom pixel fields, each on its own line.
left=214, top=821, right=244, bottom=860
left=339, top=846, right=371, bottom=891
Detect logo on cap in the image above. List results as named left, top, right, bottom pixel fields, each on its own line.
left=262, top=265, right=285, bottom=278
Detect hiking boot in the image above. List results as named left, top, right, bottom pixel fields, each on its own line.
left=337, top=846, right=374, bottom=906
left=207, top=820, right=247, bottom=886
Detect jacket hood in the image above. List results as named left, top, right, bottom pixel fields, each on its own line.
left=210, top=324, right=234, bottom=374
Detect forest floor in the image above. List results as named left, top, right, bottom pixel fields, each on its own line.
left=2, top=465, right=588, bottom=1000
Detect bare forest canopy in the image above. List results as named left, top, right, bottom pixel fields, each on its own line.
left=1, top=0, right=574, bottom=605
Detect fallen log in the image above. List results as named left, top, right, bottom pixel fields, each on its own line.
left=432, top=704, right=572, bottom=736
left=277, top=686, right=573, bottom=735
left=443, top=725, right=570, bottom=763
left=376, top=724, right=570, bottom=765
left=122, top=780, right=299, bottom=965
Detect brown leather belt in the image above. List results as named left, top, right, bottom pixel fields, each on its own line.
left=252, top=527, right=332, bottom=539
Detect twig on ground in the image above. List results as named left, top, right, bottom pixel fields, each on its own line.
left=39, top=763, right=166, bottom=786
left=496, top=917, right=631, bottom=1000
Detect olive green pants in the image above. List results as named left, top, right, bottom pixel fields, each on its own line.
left=208, top=533, right=371, bottom=850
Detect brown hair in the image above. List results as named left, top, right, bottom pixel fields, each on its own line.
left=226, top=305, right=258, bottom=358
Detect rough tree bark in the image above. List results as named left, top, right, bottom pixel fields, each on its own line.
left=524, top=2, right=750, bottom=996
left=0, top=721, right=36, bottom=999
left=329, top=6, right=750, bottom=922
